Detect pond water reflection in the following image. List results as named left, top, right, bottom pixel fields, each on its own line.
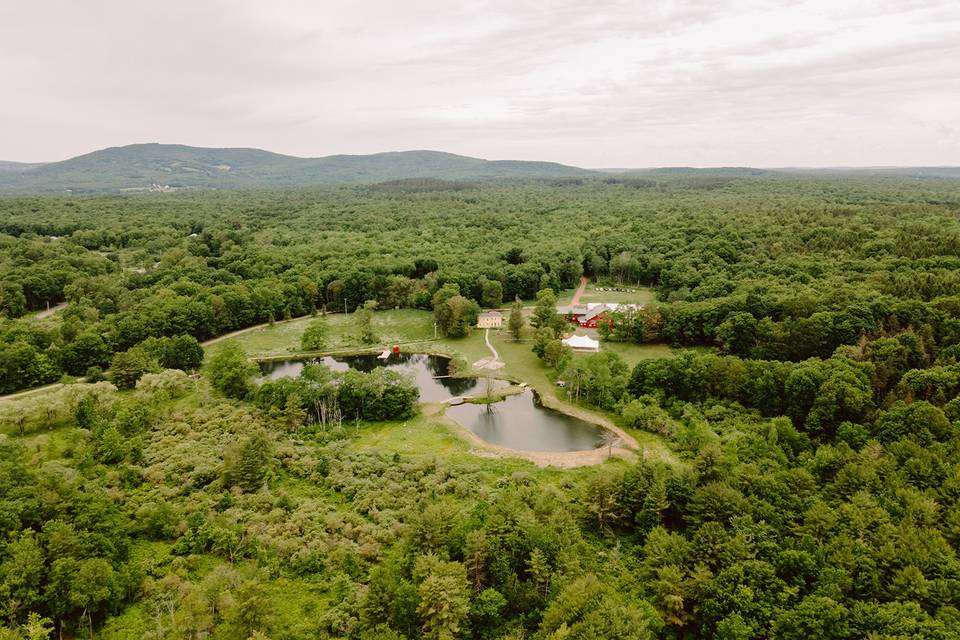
left=258, top=353, right=507, bottom=402
left=445, top=390, right=606, bottom=452
left=260, top=354, right=608, bottom=452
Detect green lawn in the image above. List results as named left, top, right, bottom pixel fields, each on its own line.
left=595, top=340, right=674, bottom=366
left=353, top=406, right=515, bottom=466
left=575, top=284, right=657, bottom=306
left=205, top=309, right=436, bottom=359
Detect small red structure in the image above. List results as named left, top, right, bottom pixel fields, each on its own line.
left=392, top=345, right=400, bottom=354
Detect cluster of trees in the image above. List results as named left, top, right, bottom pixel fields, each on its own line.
left=109, top=335, right=204, bottom=389
left=604, top=293, right=959, bottom=364
left=598, top=401, right=960, bottom=639
left=0, top=311, right=204, bottom=394
left=433, top=285, right=481, bottom=338
left=519, top=343, right=960, bottom=638
left=205, top=342, right=420, bottom=425
left=256, top=359, right=420, bottom=426
left=0, top=386, right=149, bottom=638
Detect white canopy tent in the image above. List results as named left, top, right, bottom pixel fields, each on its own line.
left=562, top=334, right=600, bottom=352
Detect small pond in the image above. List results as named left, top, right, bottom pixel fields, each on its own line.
left=445, top=390, right=607, bottom=452
left=261, top=353, right=608, bottom=452
left=258, top=353, right=508, bottom=402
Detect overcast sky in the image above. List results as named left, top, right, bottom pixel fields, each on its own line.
left=1, top=0, right=958, bottom=167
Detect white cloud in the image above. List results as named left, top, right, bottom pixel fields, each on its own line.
left=0, top=0, right=958, bottom=166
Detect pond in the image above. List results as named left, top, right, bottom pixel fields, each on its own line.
left=445, top=390, right=607, bottom=452
left=260, top=353, right=608, bottom=453
left=258, top=353, right=508, bottom=402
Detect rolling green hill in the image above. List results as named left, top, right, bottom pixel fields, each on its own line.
left=0, top=160, right=45, bottom=173
left=606, top=165, right=960, bottom=179
left=614, top=166, right=784, bottom=177
left=3, top=144, right=956, bottom=193
left=0, top=143, right=596, bottom=192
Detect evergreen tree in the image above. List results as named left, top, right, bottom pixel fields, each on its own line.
left=508, top=298, right=524, bottom=340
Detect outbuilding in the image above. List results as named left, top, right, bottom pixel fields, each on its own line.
left=558, top=302, right=643, bottom=329
left=477, top=310, right=503, bottom=328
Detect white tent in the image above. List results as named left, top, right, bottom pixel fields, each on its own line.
left=562, top=334, right=600, bottom=352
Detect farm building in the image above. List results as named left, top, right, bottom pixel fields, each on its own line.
left=562, top=334, right=600, bottom=352
left=477, top=310, right=503, bottom=328
left=557, top=303, right=642, bottom=329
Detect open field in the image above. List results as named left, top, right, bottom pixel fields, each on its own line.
left=567, top=283, right=657, bottom=306
left=204, top=309, right=436, bottom=359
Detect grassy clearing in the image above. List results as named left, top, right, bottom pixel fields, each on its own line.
left=353, top=406, right=488, bottom=462
left=262, top=577, right=336, bottom=638
left=575, top=284, right=657, bottom=305
left=595, top=340, right=674, bottom=366
left=205, top=309, right=436, bottom=359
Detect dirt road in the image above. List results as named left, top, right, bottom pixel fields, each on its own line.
left=569, top=276, right=589, bottom=306
left=33, top=302, right=67, bottom=320
left=200, top=313, right=311, bottom=347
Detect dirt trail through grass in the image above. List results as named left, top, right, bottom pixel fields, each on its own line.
left=568, top=276, right=589, bottom=305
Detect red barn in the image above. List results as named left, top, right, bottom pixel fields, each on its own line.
left=556, top=303, right=641, bottom=329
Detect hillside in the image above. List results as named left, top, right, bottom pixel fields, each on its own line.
left=3, top=145, right=957, bottom=193
left=0, top=143, right=595, bottom=192
left=780, top=166, right=960, bottom=179
left=0, top=160, right=46, bottom=173
left=615, top=166, right=784, bottom=177
left=607, top=165, right=960, bottom=179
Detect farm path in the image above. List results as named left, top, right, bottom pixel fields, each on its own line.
left=569, top=276, right=589, bottom=306
left=33, top=302, right=67, bottom=320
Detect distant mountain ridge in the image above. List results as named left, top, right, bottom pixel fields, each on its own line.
left=0, top=143, right=596, bottom=193
left=0, top=144, right=957, bottom=193
left=605, top=166, right=960, bottom=179
left=0, top=160, right=46, bottom=173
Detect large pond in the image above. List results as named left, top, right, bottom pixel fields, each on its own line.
left=259, top=353, right=508, bottom=403
left=445, top=390, right=607, bottom=452
left=260, top=353, right=607, bottom=453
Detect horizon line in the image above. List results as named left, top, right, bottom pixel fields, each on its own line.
left=1, top=141, right=957, bottom=171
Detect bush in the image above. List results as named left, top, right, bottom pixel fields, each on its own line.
left=136, top=369, right=192, bottom=399
left=207, top=343, right=258, bottom=399
left=85, top=365, right=106, bottom=382
left=301, top=318, right=329, bottom=351
left=109, top=347, right=160, bottom=390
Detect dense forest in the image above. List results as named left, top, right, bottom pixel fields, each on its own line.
left=2, top=175, right=960, bottom=639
